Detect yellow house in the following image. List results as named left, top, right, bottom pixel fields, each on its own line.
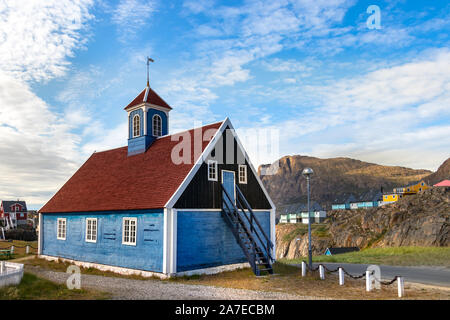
left=382, top=193, right=404, bottom=203
left=383, top=180, right=429, bottom=204
left=393, top=180, right=429, bottom=194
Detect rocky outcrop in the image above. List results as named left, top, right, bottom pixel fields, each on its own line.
left=424, top=157, right=450, bottom=185
left=276, top=187, right=450, bottom=259
left=260, top=155, right=433, bottom=212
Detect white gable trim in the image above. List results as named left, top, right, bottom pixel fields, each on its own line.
left=164, top=118, right=275, bottom=210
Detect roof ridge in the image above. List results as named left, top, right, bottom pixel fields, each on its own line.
left=156, top=120, right=225, bottom=141
left=89, top=120, right=225, bottom=155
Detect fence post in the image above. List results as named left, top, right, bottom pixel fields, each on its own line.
left=301, top=261, right=306, bottom=277
left=0, top=261, right=4, bottom=274
left=366, top=271, right=372, bottom=292
left=319, top=265, right=325, bottom=280
left=339, top=268, right=344, bottom=285
left=397, top=277, right=404, bottom=298
left=10, top=245, right=14, bottom=254
left=26, top=245, right=30, bottom=254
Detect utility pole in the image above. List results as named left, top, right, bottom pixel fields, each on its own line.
left=302, top=167, right=314, bottom=269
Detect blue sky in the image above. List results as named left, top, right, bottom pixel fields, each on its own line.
left=0, top=0, right=449, bottom=209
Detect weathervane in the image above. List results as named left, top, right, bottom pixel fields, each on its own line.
left=147, top=56, right=154, bottom=87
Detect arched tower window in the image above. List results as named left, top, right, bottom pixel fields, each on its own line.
left=153, top=114, right=162, bottom=137
left=133, top=114, right=141, bottom=138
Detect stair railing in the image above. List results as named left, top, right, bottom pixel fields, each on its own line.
left=235, top=185, right=274, bottom=262
left=221, top=186, right=259, bottom=274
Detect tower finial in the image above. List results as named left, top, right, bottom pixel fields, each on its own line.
left=147, top=56, right=154, bottom=87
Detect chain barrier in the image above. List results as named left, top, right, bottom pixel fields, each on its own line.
left=302, top=261, right=400, bottom=285
left=374, top=276, right=400, bottom=286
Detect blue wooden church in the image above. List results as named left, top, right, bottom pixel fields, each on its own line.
left=39, top=83, right=276, bottom=278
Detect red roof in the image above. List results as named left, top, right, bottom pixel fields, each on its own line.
left=40, top=121, right=223, bottom=213
left=124, top=87, right=172, bottom=110
left=434, top=180, right=450, bottom=187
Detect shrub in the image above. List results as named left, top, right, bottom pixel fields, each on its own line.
left=5, top=229, right=37, bottom=241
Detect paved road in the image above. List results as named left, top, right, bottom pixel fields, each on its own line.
left=301, top=263, right=450, bottom=287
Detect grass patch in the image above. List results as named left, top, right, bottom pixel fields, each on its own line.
left=0, top=240, right=38, bottom=260
left=281, top=247, right=450, bottom=267
left=0, top=272, right=109, bottom=300
left=281, top=223, right=330, bottom=242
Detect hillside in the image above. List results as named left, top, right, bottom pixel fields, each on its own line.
left=276, top=187, right=450, bottom=260
left=425, top=157, right=450, bottom=185
left=259, top=155, right=432, bottom=211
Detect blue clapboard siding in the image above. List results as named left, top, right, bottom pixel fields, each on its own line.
left=177, top=210, right=271, bottom=272
left=42, top=210, right=164, bottom=272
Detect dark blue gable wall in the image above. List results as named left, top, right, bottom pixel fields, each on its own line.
left=42, top=210, right=164, bottom=272
left=177, top=210, right=270, bottom=272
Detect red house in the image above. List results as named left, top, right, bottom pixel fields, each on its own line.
left=0, top=200, right=28, bottom=227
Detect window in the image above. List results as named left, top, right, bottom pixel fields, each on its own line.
left=57, top=218, right=66, bottom=240
left=239, top=165, right=247, bottom=184
left=133, top=114, right=141, bottom=137
left=152, top=114, right=162, bottom=137
left=208, top=160, right=218, bottom=181
left=85, top=218, right=97, bottom=243
left=122, top=217, right=137, bottom=245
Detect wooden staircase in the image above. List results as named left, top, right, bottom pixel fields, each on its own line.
left=221, top=184, right=274, bottom=276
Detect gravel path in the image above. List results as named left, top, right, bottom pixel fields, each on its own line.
left=25, top=266, right=320, bottom=300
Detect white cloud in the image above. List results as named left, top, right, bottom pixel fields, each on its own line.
left=112, top=0, right=157, bottom=42
left=0, top=74, right=83, bottom=208
left=0, top=1, right=94, bottom=208
left=247, top=49, right=450, bottom=170
left=0, top=0, right=93, bottom=82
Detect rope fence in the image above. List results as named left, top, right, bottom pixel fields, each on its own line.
left=0, top=244, right=39, bottom=256
left=301, top=260, right=405, bottom=297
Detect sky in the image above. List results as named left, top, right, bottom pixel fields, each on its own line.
left=0, top=0, right=449, bottom=209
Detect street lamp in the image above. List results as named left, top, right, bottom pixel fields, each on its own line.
left=302, top=167, right=314, bottom=270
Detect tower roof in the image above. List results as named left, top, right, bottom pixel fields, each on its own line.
left=124, top=86, right=172, bottom=110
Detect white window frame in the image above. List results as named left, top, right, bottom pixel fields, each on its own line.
left=85, top=218, right=98, bottom=243
left=238, top=164, right=247, bottom=184
left=208, top=160, right=218, bottom=181
left=133, top=114, right=141, bottom=138
left=152, top=114, right=162, bottom=137
left=122, top=217, right=137, bottom=246
left=57, top=218, right=66, bottom=240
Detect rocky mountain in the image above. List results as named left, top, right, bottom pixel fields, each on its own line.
left=425, top=157, right=450, bottom=185
left=259, top=155, right=433, bottom=211
left=276, top=187, right=450, bottom=259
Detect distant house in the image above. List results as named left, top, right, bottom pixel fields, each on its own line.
left=382, top=180, right=429, bottom=205
left=0, top=200, right=28, bottom=227
left=434, top=180, right=450, bottom=187
left=279, top=202, right=326, bottom=224
left=324, top=247, right=360, bottom=256
left=393, top=180, right=429, bottom=195
left=349, top=191, right=383, bottom=209
left=381, top=193, right=403, bottom=204
left=331, top=194, right=356, bottom=210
